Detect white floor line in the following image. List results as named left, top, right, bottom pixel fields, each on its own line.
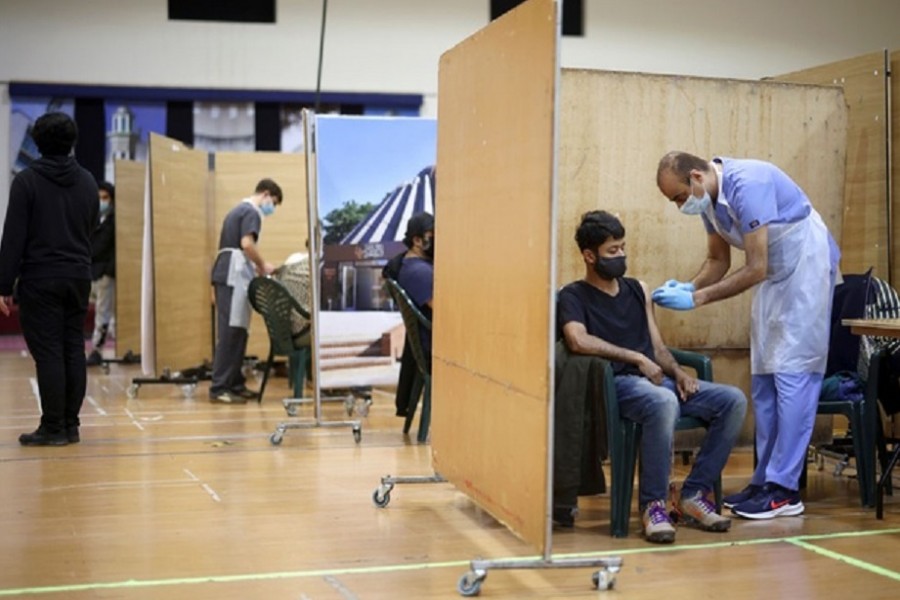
left=183, top=468, right=221, bottom=503
left=44, top=479, right=191, bottom=492
left=122, top=408, right=145, bottom=431
left=28, top=378, right=41, bottom=413
left=84, top=395, right=108, bottom=416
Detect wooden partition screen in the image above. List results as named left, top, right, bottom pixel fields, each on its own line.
left=774, top=52, right=890, bottom=280
left=212, top=152, right=308, bottom=360
left=556, top=70, right=847, bottom=445
left=433, top=0, right=558, bottom=553
left=556, top=70, right=847, bottom=352
left=893, top=50, right=900, bottom=286
left=113, top=160, right=144, bottom=357
left=148, top=134, right=212, bottom=374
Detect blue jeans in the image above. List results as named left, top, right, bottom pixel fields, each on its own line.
left=614, top=375, right=747, bottom=507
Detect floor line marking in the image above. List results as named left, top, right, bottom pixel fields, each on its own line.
left=1, top=527, right=898, bottom=596
left=43, top=479, right=193, bottom=492
left=323, top=575, right=359, bottom=600
left=85, top=395, right=108, bottom=416
left=183, top=468, right=221, bottom=503
left=786, top=538, right=900, bottom=581
left=122, top=408, right=145, bottom=431
left=555, top=526, right=900, bottom=560
left=28, top=378, right=41, bottom=413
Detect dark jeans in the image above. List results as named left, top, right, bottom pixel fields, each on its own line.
left=17, top=278, right=91, bottom=433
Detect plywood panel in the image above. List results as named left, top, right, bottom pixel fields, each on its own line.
left=113, top=160, right=144, bottom=357
left=892, top=51, right=900, bottom=286
left=212, top=153, right=309, bottom=361
left=149, top=134, right=212, bottom=374
left=433, top=0, right=557, bottom=553
left=774, top=52, right=889, bottom=280
left=557, top=70, right=847, bottom=350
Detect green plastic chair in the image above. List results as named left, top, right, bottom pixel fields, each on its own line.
left=605, top=348, right=723, bottom=538
left=384, top=278, right=432, bottom=443
left=810, top=349, right=881, bottom=508
left=247, top=277, right=311, bottom=403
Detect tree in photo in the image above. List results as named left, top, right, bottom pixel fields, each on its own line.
left=323, top=200, right=374, bottom=244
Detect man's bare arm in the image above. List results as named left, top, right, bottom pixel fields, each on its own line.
left=694, top=226, right=768, bottom=307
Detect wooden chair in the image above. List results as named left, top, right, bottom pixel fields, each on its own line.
left=384, top=278, right=432, bottom=443
left=247, top=277, right=311, bottom=403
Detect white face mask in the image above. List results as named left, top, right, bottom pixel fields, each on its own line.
left=680, top=180, right=711, bottom=215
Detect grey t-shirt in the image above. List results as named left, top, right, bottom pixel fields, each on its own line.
left=211, top=201, right=262, bottom=284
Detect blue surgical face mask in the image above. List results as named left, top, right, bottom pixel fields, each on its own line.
left=680, top=180, right=711, bottom=216
left=260, top=201, right=275, bottom=217
left=99, top=200, right=110, bottom=214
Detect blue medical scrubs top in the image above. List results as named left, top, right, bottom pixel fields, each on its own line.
left=700, top=157, right=812, bottom=236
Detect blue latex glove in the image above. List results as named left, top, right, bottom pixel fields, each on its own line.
left=663, top=279, right=695, bottom=292
left=651, top=286, right=696, bottom=310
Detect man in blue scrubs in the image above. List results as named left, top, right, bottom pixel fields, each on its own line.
left=654, top=152, right=840, bottom=519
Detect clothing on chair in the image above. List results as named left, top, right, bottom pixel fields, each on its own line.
left=554, top=340, right=608, bottom=511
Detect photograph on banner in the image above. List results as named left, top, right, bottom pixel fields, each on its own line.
left=8, top=97, right=75, bottom=178
left=314, top=115, right=436, bottom=387
left=193, top=102, right=255, bottom=153
left=102, top=101, right=165, bottom=182
left=316, top=115, right=436, bottom=310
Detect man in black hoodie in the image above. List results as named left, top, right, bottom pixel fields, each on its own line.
left=0, top=112, right=99, bottom=446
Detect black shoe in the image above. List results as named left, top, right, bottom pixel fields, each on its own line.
left=552, top=506, right=577, bottom=528
left=96, top=324, right=108, bottom=348
left=86, top=350, right=103, bottom=367
left=66, top=426, right=80, bottom=444
left=232, top=387, right=260, bottom=400
left=19, top=427, right=69, bottom=446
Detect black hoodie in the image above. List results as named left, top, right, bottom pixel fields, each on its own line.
left=0, top=156, right=99, bottom=295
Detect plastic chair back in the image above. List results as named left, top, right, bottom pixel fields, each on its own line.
left=384, top=278, right=431, bottom=376
left=248, top=277, right=311, bottom=355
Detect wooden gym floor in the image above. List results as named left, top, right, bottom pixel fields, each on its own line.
left=0, top=349, right=898, bottom=599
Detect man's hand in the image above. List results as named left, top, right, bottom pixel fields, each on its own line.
left=0, top=296, right=11, bottom=317
left=258, top=262, right=275, bottom=276
left=638, top=356, right=664, bottom=385
left=674, top=370, right=699, bottom=402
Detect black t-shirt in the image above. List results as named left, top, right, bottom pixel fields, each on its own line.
left=557, top=278, right=655, bottom=376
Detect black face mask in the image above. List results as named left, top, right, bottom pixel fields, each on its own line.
left=593, top=255, right=626, bottom=280
left=422, top=236, right=434, bottom=260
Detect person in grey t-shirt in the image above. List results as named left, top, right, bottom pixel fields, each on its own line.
left=209, top=178, right=282, bottom=404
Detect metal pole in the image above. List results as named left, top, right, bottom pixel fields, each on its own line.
left=884, top=49, right=893, bottom=286
left=314, top=0, right=329, bottom=112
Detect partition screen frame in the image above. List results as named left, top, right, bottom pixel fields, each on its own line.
left=432, top=0, right=560, bottom=555
left=113, top=159, right=145, bottom=358
left=774, top=51, right=890, bottom=282
left=148, top=134, right=211, bottom=375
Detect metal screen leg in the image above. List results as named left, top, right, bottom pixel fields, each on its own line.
left=457, top=556, right=624, bottom=596
left=371, top=473, right=446, bottom=508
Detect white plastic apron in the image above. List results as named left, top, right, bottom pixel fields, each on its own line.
left=704, top=201, right=832, bottom=374
left=219, top=248, right=255, bottom=330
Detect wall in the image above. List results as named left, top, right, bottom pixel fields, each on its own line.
left=3, top=0, right=900, bottom=236
left=3, top=1, right=900, bottom=107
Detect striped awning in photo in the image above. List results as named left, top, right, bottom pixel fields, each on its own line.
left=340, top=166, right=435, bottom=245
